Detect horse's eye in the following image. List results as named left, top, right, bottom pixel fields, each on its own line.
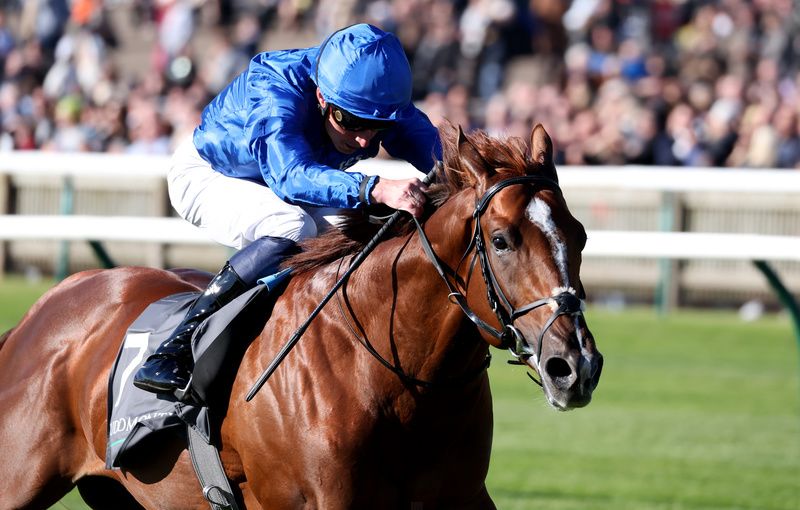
left=491, top=235, right=509, bottom=252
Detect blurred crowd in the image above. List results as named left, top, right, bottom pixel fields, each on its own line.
left=1, top=0, right=799, bottom=169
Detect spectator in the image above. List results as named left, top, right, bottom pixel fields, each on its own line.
left=42, top=94, right=89, bottom=152
left=0, top=0, right=799, bottom=171
left=773, top=104, right=800, bottom=169
left=19, top=0, right=71, bottom=57
left=0, top=11, right=15, bottom=81
left=408, top=0, right=459, bottom=100
left=125, top=100, right=171, bottom=155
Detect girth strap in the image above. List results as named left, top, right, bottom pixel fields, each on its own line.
left=187, top=424, right=241, bottom=510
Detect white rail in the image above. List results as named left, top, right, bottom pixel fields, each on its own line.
left=556, top=165, right=800, bottom=193
left=0, top=215, right=209, bottom=244
left=1, top=215, right=799, bottom=264
left=3, top=151, right=800, bottom=192
left=2, top=152, right=799, bottom=273
left=2, top=152, right=799, bottom=260
left=584, top=231, right=800, bottom=261
left=0, top=151, right=170, bottom=178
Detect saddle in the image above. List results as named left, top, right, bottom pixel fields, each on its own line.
left=105, top=272, right=289, bottom=508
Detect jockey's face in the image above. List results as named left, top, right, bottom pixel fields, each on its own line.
left=316, top=88, right=380, bottom=154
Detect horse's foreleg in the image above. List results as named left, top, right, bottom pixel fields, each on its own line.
left=0, top=324, right=91, bottom=509
left=76, top=475, right=145, bottom=510
left=0, top=384, right=77, bottom=509
left=0, top=478, right=74, bottom=510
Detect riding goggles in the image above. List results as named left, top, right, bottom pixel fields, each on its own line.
left=327, top=104, right=394, bottom=132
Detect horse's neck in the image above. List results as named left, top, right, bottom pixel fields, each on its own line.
left=344, top=194, right=488, bottom=386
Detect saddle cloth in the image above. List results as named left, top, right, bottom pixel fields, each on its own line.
left=105, top=282, right=276, bottom=469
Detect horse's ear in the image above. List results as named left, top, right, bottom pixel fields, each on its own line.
left=530, top=123, right=558, bottom=183
left=457, top=126, right=493, bottom=192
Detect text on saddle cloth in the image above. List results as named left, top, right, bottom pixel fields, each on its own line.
left=105, top=281, right=280, bottom=469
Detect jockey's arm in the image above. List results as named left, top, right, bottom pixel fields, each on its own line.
left=373, top=111, right=443, bottom=217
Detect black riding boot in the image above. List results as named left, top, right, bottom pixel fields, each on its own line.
left=133, top=236, right=299, bottom=395
left=133, top=262, right=247, bottom=393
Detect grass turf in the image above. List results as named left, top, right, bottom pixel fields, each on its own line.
left=488, top=308, right=799, bottom=510
left=0, top=276, right=796, bottom=510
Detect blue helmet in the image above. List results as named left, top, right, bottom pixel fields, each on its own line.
left=312, top=24, right=413, bottom=122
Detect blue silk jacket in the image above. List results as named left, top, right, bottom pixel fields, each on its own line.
left=192, top=46, right=442, bottom=209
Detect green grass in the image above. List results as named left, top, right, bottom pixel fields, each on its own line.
left=1, top=276, right=797, bottom=510
left=488, top=309, right=799, bottom=510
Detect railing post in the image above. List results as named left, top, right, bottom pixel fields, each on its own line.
left=752, top=260, right=800, bottom=348
left=655, top=191, right=683, bottom=314
left=753, top=260, right=800, bottom=399
left=56, top=176, right=74, bottom=280
left=151, top=177, right=170, bottom=269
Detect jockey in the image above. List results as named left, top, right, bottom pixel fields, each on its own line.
left=133, top=23, right=441, bottom=395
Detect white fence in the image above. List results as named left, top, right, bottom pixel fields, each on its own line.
left=1, top=152, right=799, bottom=312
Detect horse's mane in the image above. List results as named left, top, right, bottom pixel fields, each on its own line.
left=286, top=124, right=533, bottom=274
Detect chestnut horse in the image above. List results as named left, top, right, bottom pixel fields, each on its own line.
left=0, top=124, right=602, bottom=509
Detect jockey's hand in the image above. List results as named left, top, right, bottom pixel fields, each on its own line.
left=370, top=177, right=428, bottom=218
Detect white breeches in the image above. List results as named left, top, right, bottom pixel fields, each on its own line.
left=168, top=138, right=349, bottom=249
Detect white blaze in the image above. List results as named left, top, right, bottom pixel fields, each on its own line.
left=526, top=197, right=593, bottom=367
left=526, top=197, right=569, bottom=287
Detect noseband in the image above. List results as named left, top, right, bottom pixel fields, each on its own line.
left=415, top=175, right=586, bottom=384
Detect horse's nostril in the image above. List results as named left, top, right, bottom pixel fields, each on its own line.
left=545, top=357, right=572, bottom=382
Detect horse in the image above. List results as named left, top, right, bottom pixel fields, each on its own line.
left=0, top=123, right=602, bottom=509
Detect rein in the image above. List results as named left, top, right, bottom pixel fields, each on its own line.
left=334, top=257, right=492, bottom=390
left=247, top=170, right=586, bottom=400
left=413, top=175, right=585, bottom=385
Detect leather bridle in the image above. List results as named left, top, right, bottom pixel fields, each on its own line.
left=337, top=173, right=587, bottom=388
left=413, top=175, right=586, bottom=384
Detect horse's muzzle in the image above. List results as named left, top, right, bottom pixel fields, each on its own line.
left=535, top=342, right=603, bottom=411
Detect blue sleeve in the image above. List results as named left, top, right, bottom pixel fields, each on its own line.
left=381, top=109, right=442, bottom=172
left=244, top=68, right=367, bottom=209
